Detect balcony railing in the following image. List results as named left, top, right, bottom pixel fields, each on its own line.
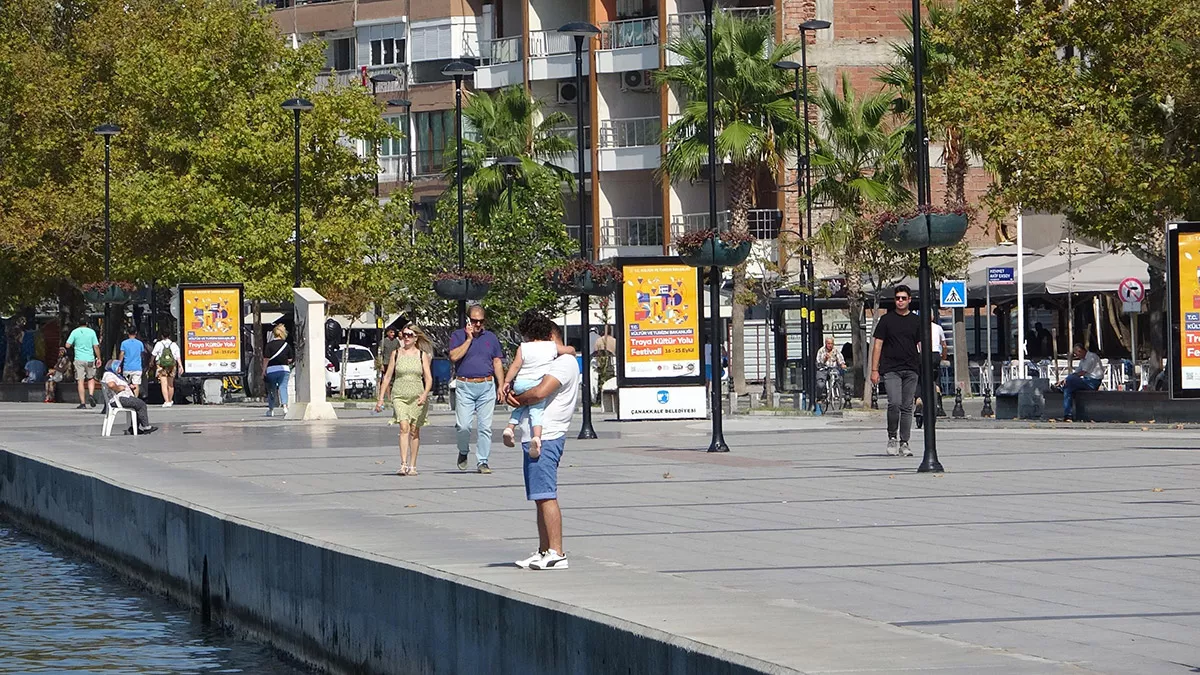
left=601, top=17, right=660, bottom=50
left=602, top=216, right=664, bottom=247
left=669, top=208, right=782, bottom=242
left=529, top=29, right=573, bottom=57
left=482, top=36, right=522, bottom=65
left=548, top=124, right=592, bottom=150
left=667, top=6, right=774, bottom=42
left=315, top=67, right=407, bottom=93
left=599, top=116, right=660, bottom=148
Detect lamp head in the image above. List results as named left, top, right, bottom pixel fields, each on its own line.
left=774, top=60, right=801, bottom=71
left=800, top=19, right=832, bottom=31
left=557, top=21, right=600, bottom=38
left=387, top=98, right=412, bottom=109
left=497, top=155, right=522, bottom=167
left=281, top=98, right=315, bottom=112
left=93, top=123, right=121, bottom=137
left=441, top=61, right=476, bottom=79
left=369, top=72, right=398, bottom=84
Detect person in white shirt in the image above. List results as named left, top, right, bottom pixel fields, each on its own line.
left=101, top=360, right=157, bottom=435
left=916, top=315, right=949, bottom=419
left=1059, top=343, right=1104, bottom=420
left=505, top=318, right=579, bottom=571
left=151, top=329, right=182, bottom=407
left=501, top=311, right=576, bottom=457
left=815, top=337, right=846, bottom=369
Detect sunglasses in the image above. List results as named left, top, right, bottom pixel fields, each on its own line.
left=894, top=295, right=910, bottom=301
left=469, top=318, right=485, bottom=325
left=402, top=332, right=416, bottom=338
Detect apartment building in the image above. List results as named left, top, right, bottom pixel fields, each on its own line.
left=266, top=0, right=988, bottom=258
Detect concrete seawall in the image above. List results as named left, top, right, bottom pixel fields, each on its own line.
left=0, top=449, right=785, bottom=675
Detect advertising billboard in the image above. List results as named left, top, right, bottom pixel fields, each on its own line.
left=179, top=284, right=244, bottom=376
left=615, top=259, right=704, bottom=387
left=1168, top=223, right=1200, bottom=398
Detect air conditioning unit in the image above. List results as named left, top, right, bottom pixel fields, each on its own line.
left=621, top=70, right=655, bottom=92
left=557, top=80, right=580, bottom=105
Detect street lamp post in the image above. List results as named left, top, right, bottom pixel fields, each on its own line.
left=558, top=21, right=601, bottom=440
left=701, top=0, right=728, bottom=452
left=909, top=0, right=943, bottom=473
left=773, top=61, right=809, bottom=406
left=369, top=73, right=399, bottom=199
left=281, top=98, right=314, bottom=288
left=798, top=20, right=830, bottom=409
left=443, top=61, right=476, bottom=329
left=94, top=123, right=121, bottom=358
left=497, top=155, right=521, bottom=212
left=387, top=98, right=413, bottom=184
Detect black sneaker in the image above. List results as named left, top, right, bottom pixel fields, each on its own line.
left=139, top=426, right=158, bottom=435
left=457, top=453, right=469, bottom=471
left=88, top=395, right=97, bottom=408
left=76, top=404, right=87, bottom=410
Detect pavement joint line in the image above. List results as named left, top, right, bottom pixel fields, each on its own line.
left=661, top=552, right=1200, bottom=574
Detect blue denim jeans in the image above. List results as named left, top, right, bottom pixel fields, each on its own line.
left=1063, top=374, right=1101, bottom=418
left=455, top=379, right=496, bottom=464
left=507, top=377, right=547, bottom=429
left=265, top=370, right=290, bottom=411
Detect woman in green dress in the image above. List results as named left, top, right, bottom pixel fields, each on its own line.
left=375, top=324, right=433, bottom=475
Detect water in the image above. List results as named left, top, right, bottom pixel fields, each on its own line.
left=0, top=521, right=312, bottom=674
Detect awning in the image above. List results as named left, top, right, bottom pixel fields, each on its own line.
left=967, top=240, right=1102, bottom=301
left=1044, top=250, right=1150, bottom=295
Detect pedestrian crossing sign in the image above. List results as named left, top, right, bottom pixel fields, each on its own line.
left=940, top=280, right=967, bottom=308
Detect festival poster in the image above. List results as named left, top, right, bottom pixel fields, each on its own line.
left=180, top=285, right=243, bottom=375
left=1177, top=232, right=1200, bottom=389
left=621, top=263, right=701, bottom=380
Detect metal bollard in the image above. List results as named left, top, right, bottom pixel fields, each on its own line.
left=952, top=386, right=966, bottom=417
left=980, top=387, right=994, bottom=418
left=870, top=383, right=879, bottom=409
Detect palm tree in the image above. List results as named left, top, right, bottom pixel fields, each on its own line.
left=876, top=2, right=971, bottom=209
left=444, top=86, right=576, bottom=223
left=659, top=12, right=802, bottom=395
left=810, top=74, right=911, bottom=398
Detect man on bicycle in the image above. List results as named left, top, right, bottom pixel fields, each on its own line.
left=816, top=337, right=846, bottom=408
left=816, top=337, right=845, bottom=370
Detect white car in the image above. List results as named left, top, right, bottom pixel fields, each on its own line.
left=326, top=345, right=377, bottom=398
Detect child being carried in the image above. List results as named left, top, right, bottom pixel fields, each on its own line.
left=502, top=313, right=575, bottom=459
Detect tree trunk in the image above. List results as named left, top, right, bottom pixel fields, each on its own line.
left=3, top=315, right=26, bottom=384
left=943, top=126, right=967, bottom=207
left=339, top=319, right=354, bottom=398
left=1146, top=263, right=1167, bottom=385
left=728, top=162, right=756, bottom=396
left=251, top=300, right=263, bottom=398
left=844, top=270, right=868, bottom=400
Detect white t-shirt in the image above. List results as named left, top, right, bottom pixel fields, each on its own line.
left=520, top=353, right=580, bottom=441
left=151, top=340, right=181, bottom=370
left=929, top=322, right=945, bottom=353
left=102, top=371, right=134, bottom=400
left=1079, top=351, right=1105, bottom=380
left=517, top=341, right=558, bottom=381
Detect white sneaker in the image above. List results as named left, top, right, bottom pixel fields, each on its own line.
left=515, top=551, right=544, bottom=569
left=899, top=441, right=914, bottom=457
left=161, top=401, right=173, bottom=408
left=282, top=405, right=289, bottom=416
left=529, top=549, right=568, bottom=570
left=886, top=439, right=899, bottom=456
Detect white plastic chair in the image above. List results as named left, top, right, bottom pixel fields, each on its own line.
left=101, top=387, right=138, bottom=437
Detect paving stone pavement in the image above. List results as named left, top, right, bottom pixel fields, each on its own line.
left=2, top=402, right=1199, bottom=674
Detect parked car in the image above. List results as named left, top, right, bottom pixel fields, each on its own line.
left=326, top=345, right=377, bottom=398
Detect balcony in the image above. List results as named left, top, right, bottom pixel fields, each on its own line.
left=598, top=116, right=661, bottom=171
left=543, top=125, right=592, bottom=175
left=528, top=29, right=588, bottom=81
left=600, top=216, right=664, bottom=258
left=669, top=208, right=782, bottom=250
left=314, top=67, right=408, bottom=93
left=597, top=17, right=660, bottom=73
left=665, top=7, right=774, bottom=65
left=268, top=0, right=354, bottom=35
left=476, top=36, right=523, bottom=89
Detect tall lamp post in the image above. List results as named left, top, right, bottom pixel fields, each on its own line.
left=443, top=61, right=476, bottom=328
left=909, top=0, right=943, bottom=473
left=94, top=123, right=121, bottom=357
left=701, top=0, right=728, bottom=452
left=281, top=98, right=314, bottom=288
left=497, top=155, right=521, bottom=211
left=369, top=73, right=399, bottom=199
left=558, top=21, right=601, bottom=440
left=387, top=98, right=413, bottom=184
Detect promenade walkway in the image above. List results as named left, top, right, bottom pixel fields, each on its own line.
left=2, top=402, right=1198, bottom=674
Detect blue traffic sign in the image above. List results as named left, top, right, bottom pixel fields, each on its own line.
left=940, top=280, right=967, bottom=308
left=988, top=267, right=1015, bottom=285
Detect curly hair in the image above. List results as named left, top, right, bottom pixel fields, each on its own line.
left=516, top=310, right=554, bottom=341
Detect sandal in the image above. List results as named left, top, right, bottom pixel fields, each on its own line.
left=398, top=464, right=410, bottom=476
left=407, top=467, right=418, bottom=476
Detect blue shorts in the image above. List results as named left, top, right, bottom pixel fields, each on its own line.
left=523, top=436, right=565, bottom=501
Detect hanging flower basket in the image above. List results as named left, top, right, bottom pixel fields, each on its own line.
left=545, top=260, right=623, bottom=296
left=433, top=271, right=493, bottom=301
left=876, top=206, right=970, bottom=252
left=675, top=228, right=755, bottom=268
left=82, top=281, right=137, bottom=304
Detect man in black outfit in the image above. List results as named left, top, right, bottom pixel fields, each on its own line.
left=869, top=285, right=922, bottom=457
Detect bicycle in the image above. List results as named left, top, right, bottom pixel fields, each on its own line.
left=817, top=366, right=848, bottom=412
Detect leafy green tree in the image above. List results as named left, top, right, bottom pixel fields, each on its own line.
left=660, top=12, right=802, bottom=394
left=444, top=86, right=575, bottom=225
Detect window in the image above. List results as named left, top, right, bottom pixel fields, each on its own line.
left=409, top=25, right=451, bottom=62
left=414, top=110, right=454, bottom=175
left=370, top=37, right=405, bottom=66
left=380, top=116, right=408, bottom=158
left=326, top=37, right=352, bottom=71
left=360, top=23, right=406, bottom=67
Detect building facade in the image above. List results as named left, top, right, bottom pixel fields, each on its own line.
left=265, top=0, right=988, bottom=260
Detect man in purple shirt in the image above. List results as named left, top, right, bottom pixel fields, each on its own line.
left=448, top=304, right=506, bottom=473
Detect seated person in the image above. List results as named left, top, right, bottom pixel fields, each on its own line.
left=101, top=360, right=158, bottom=435
left=1058, top=343, right=1104, bottom=421
left=44, top=348, right=70, bottom=403
left=816, top=337, right=846, bottom=370
left=23, top=358, right=47, bottom=383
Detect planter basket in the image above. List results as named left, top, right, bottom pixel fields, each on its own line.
left=548, top=270, right=620, bottom=296
left=879, top=213, right=969, bottom=252
left=679, top=240, right=752, bottom=268
left=433, top=278, right=490, bottom=301
left=84, top=287, right=132, bottom=304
